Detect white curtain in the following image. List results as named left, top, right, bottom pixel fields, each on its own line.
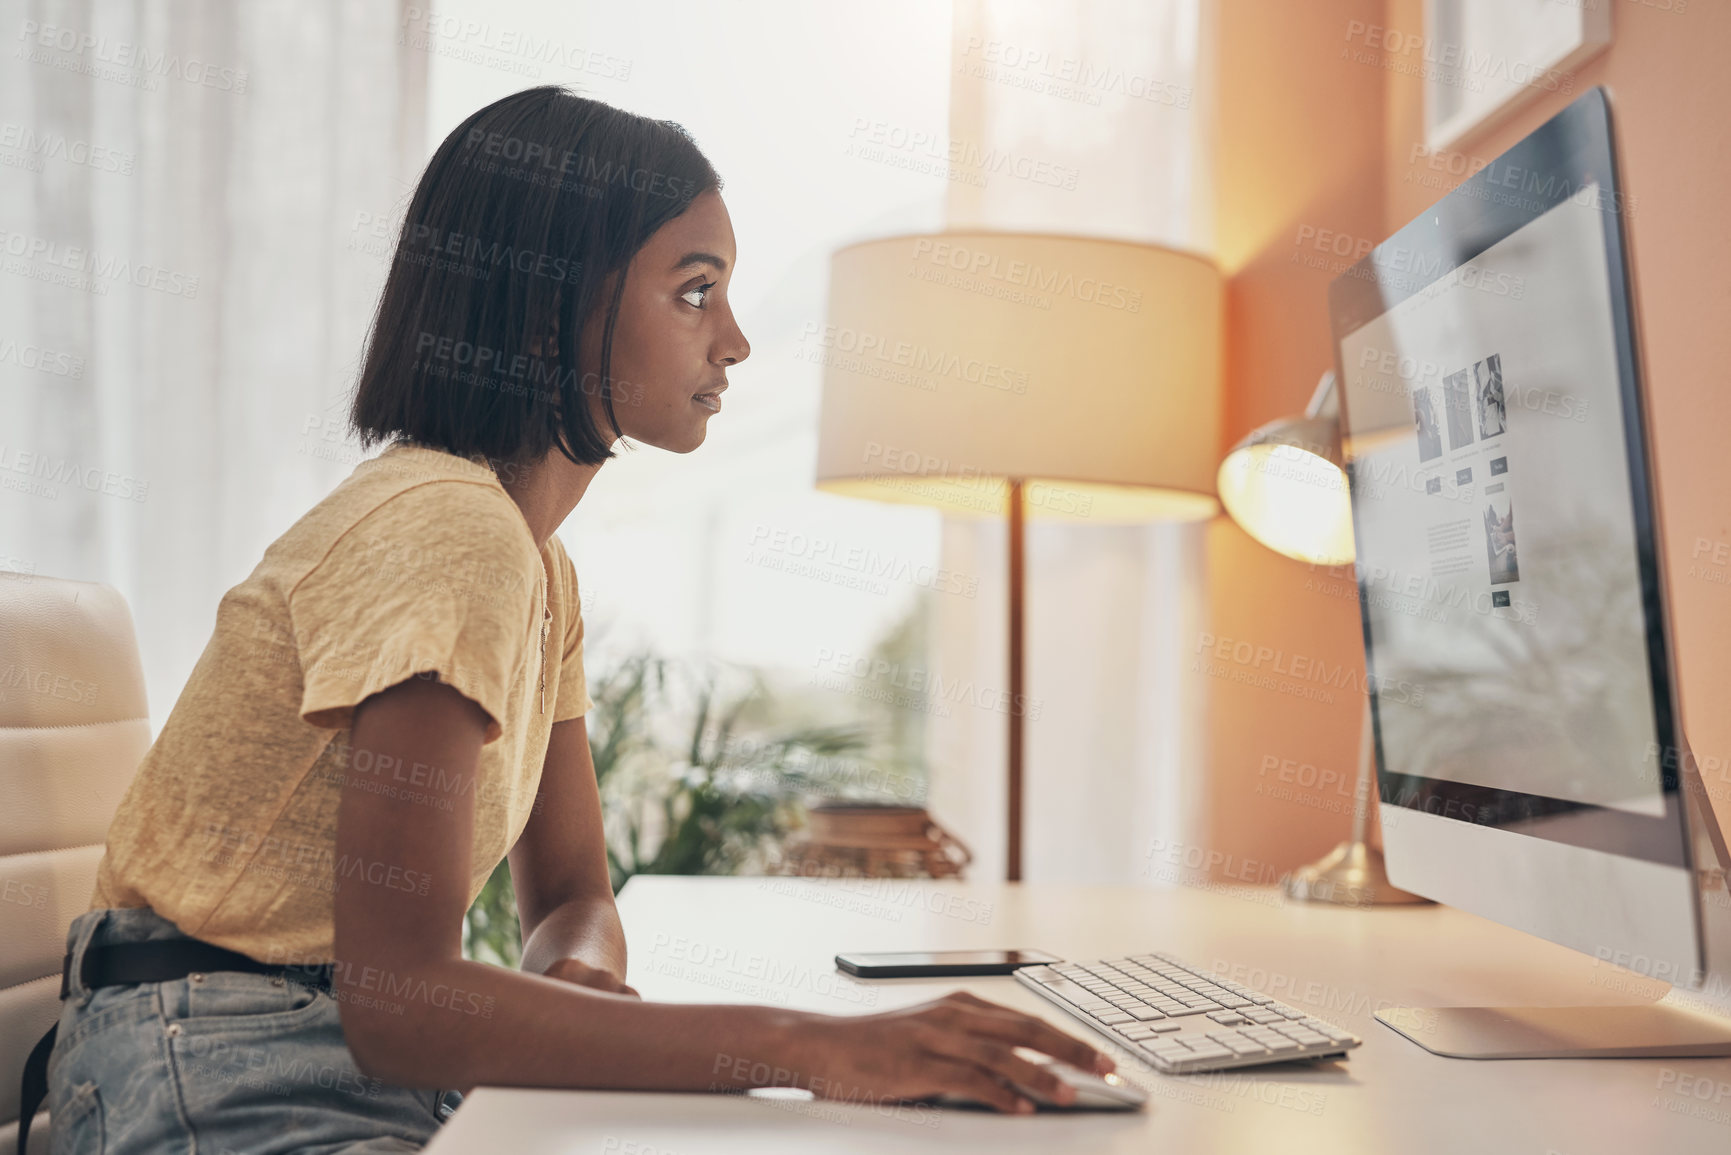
left=0, top=0, right=426, bottom=732
left=929, top=0, right=1214, bottom=882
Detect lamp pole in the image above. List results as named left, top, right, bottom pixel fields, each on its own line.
left=1007, top=478, right=1025, bottom=882
left=1284, top=702, right=1426, bottom=904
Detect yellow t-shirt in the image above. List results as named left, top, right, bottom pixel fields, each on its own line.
left=90, top=443, right=594, bottom=965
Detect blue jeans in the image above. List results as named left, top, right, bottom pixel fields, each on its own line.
left=47, top=908, right=463, bottom=1154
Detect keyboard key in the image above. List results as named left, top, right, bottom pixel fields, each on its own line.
left=1097, top=1012, right=1133, bottom=1025
left=1301, top=1019, right=1357, bottom=1042
left=1038, top=976, right=1115, bottom=1012
left=1034, top=976, right=1090, bottom=999
left=1211, top=1035, right=1271, bottom=1056
left=1119, top=1025, right=1161, bottom=1041
left=1164, top=1006, right=1209, bottom=1017
left=1181, top=1044, right=1234, bottom=1062
left=1127, top=1007, right=1167, bottom=1021
left=1148, top=1021, right=1184, bottom=1033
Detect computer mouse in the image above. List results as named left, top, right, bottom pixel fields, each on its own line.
left=935, top=1049, right=1148, bottom=1112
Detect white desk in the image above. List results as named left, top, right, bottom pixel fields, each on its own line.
left=425, top=876, right=1731, bottom=1154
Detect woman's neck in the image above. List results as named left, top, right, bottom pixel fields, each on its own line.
left=499, top=450, right=603, bottom=549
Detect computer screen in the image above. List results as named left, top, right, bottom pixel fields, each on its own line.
left=1332, top=89, right=1692, bottom=881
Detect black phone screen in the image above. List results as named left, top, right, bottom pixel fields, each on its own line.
left=834, top=949, right=1062, bottom=978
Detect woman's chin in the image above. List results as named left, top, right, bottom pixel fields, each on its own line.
left=632, top=422, right=709, bottom=454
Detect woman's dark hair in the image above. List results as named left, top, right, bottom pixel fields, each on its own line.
left=350, top=86, right=721, bottom=467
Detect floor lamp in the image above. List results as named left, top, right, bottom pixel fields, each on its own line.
left=814, top=231, right=1223, bottom=881
left=1216, top=370, right=1427, bottom=906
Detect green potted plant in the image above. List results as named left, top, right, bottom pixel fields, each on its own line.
left=463, top=651, right=877, bottom=966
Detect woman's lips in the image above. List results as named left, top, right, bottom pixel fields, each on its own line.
left=693, top=387, right=725, bottom=413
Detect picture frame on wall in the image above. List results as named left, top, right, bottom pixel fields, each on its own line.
left=1424, top=0, right=1612, bottom=150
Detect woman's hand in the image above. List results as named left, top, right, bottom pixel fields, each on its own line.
left=788, top=990, right=1115, bottom=1114
left=543, top=957, right=640, bottom=998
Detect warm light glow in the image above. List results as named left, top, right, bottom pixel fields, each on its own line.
left=819, top=476, right=1219, bottom=524
left=815, top=234, right=1224, bottom=508
left=1217, top=442, right=1354, bottom=564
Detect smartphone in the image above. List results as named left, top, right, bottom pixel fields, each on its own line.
left=834, top=949, right=1062, bottom=979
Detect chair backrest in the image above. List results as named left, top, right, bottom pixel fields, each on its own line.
left=0, top=574, right=150, bottom=1153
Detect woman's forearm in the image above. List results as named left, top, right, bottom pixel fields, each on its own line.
left=339, top=952, right=813, bottom=1094
left=519, top=893, right=627, bottom=981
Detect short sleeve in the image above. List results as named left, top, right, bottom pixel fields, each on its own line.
left=549, top=535, right=594, bottom=723
left=289, top=482, right=541, bottom=745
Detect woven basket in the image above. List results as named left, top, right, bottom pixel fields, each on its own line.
left=778, top=803, right=972, bottom=880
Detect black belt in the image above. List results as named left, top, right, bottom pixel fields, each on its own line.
left=18, top=939, right=336, bottom=1155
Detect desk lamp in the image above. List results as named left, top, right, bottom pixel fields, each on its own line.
left=1217, top=370, right=1426, bottom=906
left=815, top=231, right=1223, bottom=882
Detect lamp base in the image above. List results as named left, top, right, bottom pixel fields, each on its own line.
left=1284, top=841, right=1431, bottom=906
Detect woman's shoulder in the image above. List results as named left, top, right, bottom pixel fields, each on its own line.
left=275, top=447, right=541, bottom=595
left=362, top=472, right=530, bottom=548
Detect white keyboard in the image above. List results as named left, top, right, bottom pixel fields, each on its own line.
left=1015, top=953, right=1361, bottom=1074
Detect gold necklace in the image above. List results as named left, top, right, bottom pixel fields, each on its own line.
left=539, top=599, right=551, bottom=713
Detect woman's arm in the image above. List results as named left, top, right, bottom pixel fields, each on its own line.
left=335, top=676, right=1114, bottom=1112
left=506, top=716, right=633, bottom=994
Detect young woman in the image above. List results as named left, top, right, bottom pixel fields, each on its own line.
left=38, top=87, right=1112, bottom=1152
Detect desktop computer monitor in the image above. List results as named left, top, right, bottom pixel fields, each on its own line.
left=1330, top=87, right=1731, bottom=1057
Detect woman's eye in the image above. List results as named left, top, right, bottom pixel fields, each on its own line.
left=681, top=282, right=715, bottom=309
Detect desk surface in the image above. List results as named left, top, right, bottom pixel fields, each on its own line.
left=425, top=876, right=1731, bottom=1154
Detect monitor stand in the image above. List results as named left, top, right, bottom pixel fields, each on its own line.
left=1377, top=999, right=1731, bottom=1060
left=1376, top=744, right=1731, bottom=1058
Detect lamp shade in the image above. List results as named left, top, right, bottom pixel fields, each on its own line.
left=1216, top=371, right=1355, bottom=566
left=814, top=232, right=1223, bottom=523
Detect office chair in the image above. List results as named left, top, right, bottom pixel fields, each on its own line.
left=0, top=575, right=151, bottom=1155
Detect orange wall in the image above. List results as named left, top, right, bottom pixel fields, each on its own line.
left=1208, top=0, right=1731, bottom=873
left=1204, top=0, right=1387, bottom=876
